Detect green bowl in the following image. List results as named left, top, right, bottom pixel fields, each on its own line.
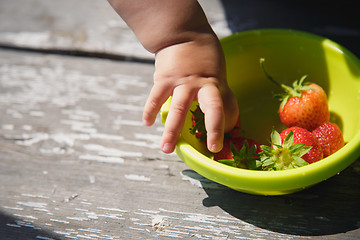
left=160, top=29, right=360, bottom=195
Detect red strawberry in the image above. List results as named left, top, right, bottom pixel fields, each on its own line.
left=312, top=122, right=345, bottom=157
left=190, top=105, right=206, bottom=141
left=225, top=117, right=241, bottom=139
left=215, top=137, right=261, bottom=169
left=190, top=105, right=241, bottom=141
left=279, top=81, right=329, bottom=131
left=259, top=127, right=323, bottom=170
left=280, top=127, right=323, bottom=164
left=260, top=58, right=330, bottom=131
left=213, top=137, right=233, bottom=160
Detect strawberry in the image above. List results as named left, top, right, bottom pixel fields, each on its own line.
left=260, top=58, right=330, bottom=131
left=214, top=137, right=260, bottom=160
left=312, top=122, right=345, bottom=157
left=190, top=105, right=258, bottom=169
left=190, top=105, right=206, bottom=141
left=215, top=137, right=261, bottom=169
left=280, top=127, right=323, bottom=164
left=190, top=105, right=241, bottom=141
left=225, top=117, right=241, bottom=139
left=259, top=127, right=322, bottom=170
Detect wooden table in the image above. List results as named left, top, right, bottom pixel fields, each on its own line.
left=1, top=0, right=360, bottom=239
left=1, top=48, right=359, bottom=240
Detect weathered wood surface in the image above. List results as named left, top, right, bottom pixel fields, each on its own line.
left=1, top=0, right=360, bottom=239
left=1, top=48, right=360, bottom=240
left=1, top=0, right=359, bottom=59
left=0, top=0, right=230, bottom=61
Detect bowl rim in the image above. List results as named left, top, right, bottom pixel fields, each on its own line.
left=221, top=28, right=360, bottom=61
left=176, top=129, right=360, bottom=178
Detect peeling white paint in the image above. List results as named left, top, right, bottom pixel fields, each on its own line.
left=97, top=207, right=128, bottom=213
left=6, top=223, right=21, bottom=228
left=118, top=139, right=158, bottom=149
left=124, top=174, right=151, bottom=182
left=29, top=111, right=45, bottom=117
left=2, top=124, right=14, bottom=130
left=2, top=206, right=24, bottom=211
left=49, top=219, right=70, bottom=224
left=21, top=193, right=49, bottom=199
left=110, top=74, right=148, bottom=88
left=22, top=125, right=33, bottom=131
left=90, top=133, right=124, bottom=141
left=113, top=117, right=143, bottom=127
left=13, top=132, right=90, bottom=147
left=17, top=201, right=48, bottom=209
left=180, top=171, right=223, bottom=190
left=83, top=144, right=142, bottom=158
left=78, top=154, right=124, bottom=164
left=0, top=31, right=51, bottom=48
left=107, top=103, right=144, bottom=112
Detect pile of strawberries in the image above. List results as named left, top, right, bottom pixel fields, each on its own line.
left=190, top=58, right=345, bottom=171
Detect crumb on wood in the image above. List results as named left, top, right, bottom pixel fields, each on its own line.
left=63, top=193, right=78, bottom=203
left=151, top=215, right=169, bottom=232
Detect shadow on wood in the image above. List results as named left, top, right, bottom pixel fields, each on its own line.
left=183, top=159, right=360, bottom=236
left=0, top=211, right=60, bottom=240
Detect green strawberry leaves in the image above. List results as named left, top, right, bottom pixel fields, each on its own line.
left=259, top=129, right=310, bottom=171
left=260, top=58, right=314, bottom=109
left=190, top=105, right=207, bottom=142
left=218, top=140, right=261, bottom=170
left=190, top=103, right=311, bottom=171
left=277, top=75, right=314, bottom=109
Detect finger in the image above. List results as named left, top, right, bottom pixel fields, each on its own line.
left=161, top=86, right=195, bottom=153
left=143, top=82, right=172, bottom=126
left=197, top=84, right=225, bottom=153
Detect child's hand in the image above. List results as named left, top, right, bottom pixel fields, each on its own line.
left=107, top=0, right=239, bottom=153
left=142, top=33, right=239, bottom=153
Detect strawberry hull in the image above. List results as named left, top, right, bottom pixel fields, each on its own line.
left=213, top=137, right=260, bottom=161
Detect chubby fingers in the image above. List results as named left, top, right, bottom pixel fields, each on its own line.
left=143, top=79, right=229, bottom=154
left=143, top=82, right=171, bottom=127
left=197, top=84, right=225, bottom=153
left=160, top=86, right=195, bottom=153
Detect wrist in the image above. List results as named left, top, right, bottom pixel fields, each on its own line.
left=156, top=27, right=219, bottom=53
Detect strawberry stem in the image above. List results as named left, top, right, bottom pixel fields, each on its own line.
left=259, top=58, right=301, bottom=106
left=259, top=58, right=282, bottom=88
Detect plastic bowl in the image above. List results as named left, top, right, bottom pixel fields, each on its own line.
left=160, top=29, right=360, bottom=195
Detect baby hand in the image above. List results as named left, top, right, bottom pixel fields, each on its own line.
left=142, top=33, right=239, bottom=153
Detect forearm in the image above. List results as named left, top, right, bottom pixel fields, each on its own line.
left=107, top=0, right=216, bottom=53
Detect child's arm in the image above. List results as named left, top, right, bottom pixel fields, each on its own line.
left=107, top=0, right=239, bottom=153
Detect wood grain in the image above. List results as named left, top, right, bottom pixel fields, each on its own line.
left=0, top=49, right=359, bottom=240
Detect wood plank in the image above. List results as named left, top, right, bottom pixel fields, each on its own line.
left=0, top=49, right=359, bottom=240
left=0, top=0, right=229, bottom=61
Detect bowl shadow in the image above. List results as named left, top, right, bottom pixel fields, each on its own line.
left=182, top=159, right=360, bottom=236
